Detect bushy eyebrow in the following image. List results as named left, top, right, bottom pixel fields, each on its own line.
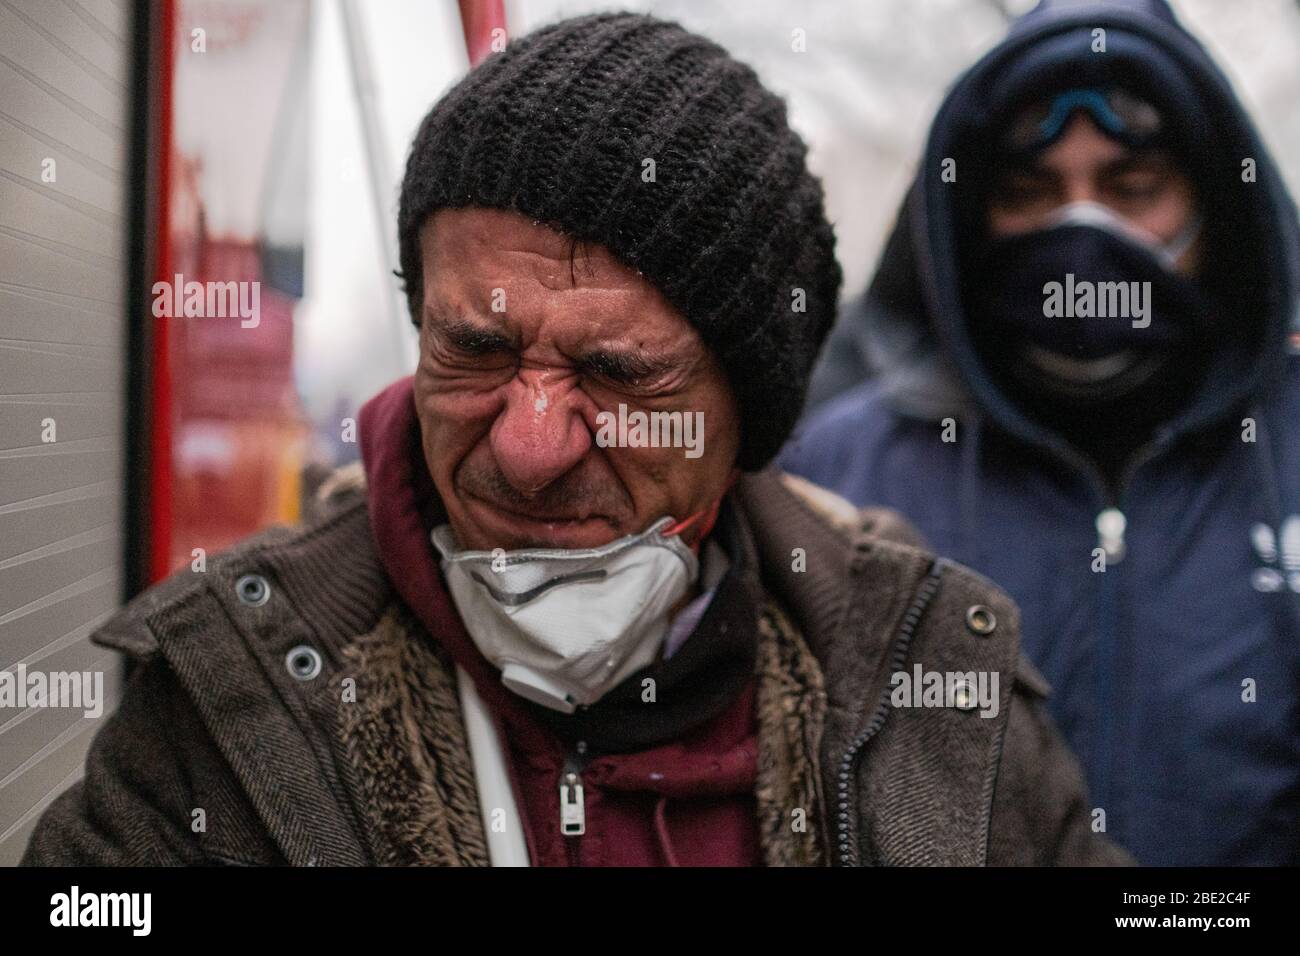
left=441, top=318, right=515, bottom=354
left=1003, top=149, right=1174, bottom=182
left=577, top=347, right=680, bottom=385
left=424, top=303, right=516, bottom=354
left=1100, top=150, right=1176, bottom=177
left=424, top=301, right=687, bottom=384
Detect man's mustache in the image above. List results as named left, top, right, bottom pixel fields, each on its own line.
left=455, top=461, right=632, bottom=521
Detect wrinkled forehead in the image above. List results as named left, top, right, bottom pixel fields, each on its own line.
left=418, top=206, right=705, bottom=354
left=422, top=206, right=622, bottom=282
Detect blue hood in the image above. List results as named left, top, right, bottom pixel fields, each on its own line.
left=824, top=0, right=1299, bottom=463
left=786, top=0, right=1300, bottom=866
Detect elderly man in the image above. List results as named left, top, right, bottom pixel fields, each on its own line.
left=22, top=13, right=1125, bottom=867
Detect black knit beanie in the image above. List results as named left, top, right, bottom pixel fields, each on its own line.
left=397, top=12, right=841, bottom=471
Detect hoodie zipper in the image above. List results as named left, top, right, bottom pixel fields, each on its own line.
left=835, top=560, right=945, bottom=866
left=1092, top=434, right=1167, bottom=566
left=559, top=742, right=589, bottom=866
left=1088, top=436, right=1167, bottom=812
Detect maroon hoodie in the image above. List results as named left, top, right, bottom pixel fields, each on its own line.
left=357, top=378, right=761, bottom=866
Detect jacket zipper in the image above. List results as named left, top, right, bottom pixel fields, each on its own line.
left=835, top=560, right=945, bottom=866
left=1087, top=437, right=1166, bottom=828
left=1092, top=433, right=1167, bottom=567
left=559, top=742, right=589, bottom=866
left=1093, top=526, right=1120, bottom=812
left=1094, top=497, right=1125, bottom=816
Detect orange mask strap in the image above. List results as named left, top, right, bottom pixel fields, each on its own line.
left=662, top=470, right=740, bottom=553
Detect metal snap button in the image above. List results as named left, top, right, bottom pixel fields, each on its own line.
left=965, top=604, right=996, bottom=636
left=285, top=645, right=322, bottom=681
left=952, top=678, right=978, bottom=712
left=235, top=574, right=270, bottom=607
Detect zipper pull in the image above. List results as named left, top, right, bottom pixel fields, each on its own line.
left=560, top=772, right=585, bottom=835
left=559, top=746, right=587, bottom=837
left=1096, top=508, right=1127, bottom=565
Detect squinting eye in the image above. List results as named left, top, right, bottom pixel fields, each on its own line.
left=997, top=180, right=1053, bottom=206
left=430, top=340, right=515, bottom=375
left=457, top=350, right=513, bottom=369
left=433, top=331, right=506, bottom=359
left=451, top=342, right=498, bottom=359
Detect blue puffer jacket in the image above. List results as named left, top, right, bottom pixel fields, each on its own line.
left=784, top=0, right=1300, bottom=865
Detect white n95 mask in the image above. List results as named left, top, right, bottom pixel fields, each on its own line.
left=430, top=517, right=700, bottom=714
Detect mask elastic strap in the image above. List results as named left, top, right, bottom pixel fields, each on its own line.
left=1160, top=211, right=1203, bottom=269
left=1046, top=201, right=1203, bottom=269
left=662, top=470, right=740, bottom=551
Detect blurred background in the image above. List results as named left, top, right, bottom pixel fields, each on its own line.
left=2, top=0, right=1299, bottom=864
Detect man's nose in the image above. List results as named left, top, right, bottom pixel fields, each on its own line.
left=1063, top=174, right=1099, bottom=207
left=490, top=373, right=592, bottom=495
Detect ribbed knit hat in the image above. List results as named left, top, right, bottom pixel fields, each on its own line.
left=397, top=12, right=841, bottom=470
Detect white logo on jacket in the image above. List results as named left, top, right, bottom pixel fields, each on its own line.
left=1250, top=517, right=1300, bottom=593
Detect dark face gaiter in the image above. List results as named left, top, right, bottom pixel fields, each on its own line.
left=963, top=212, right=1216, bottom=481
left=967, top=215, right=1211, bottom=401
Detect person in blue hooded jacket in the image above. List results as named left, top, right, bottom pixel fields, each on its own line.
left=783, top=0, right=1300, bottom=866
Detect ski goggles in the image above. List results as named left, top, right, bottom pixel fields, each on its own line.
left=1001, top=87, right=1165, bottom=154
